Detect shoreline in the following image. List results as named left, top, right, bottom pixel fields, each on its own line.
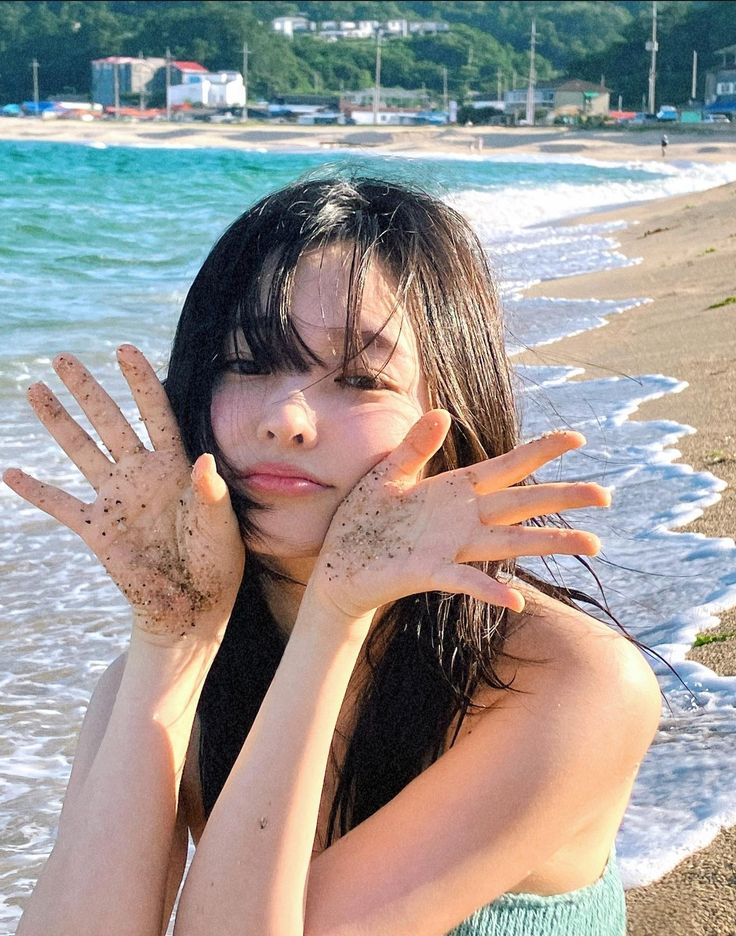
left=516, top=182, right=736, bottom=935
left=1, top=118, right=736, bottom=165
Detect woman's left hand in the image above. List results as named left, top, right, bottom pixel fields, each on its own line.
left=309, top=410, right=610, bottom=620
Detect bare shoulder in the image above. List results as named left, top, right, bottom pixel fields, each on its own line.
left=491, top=583, right=662, bottom=751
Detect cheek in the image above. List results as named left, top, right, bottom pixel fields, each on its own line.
left=210, top=386, right=255, bottom=449
left=339, top=400, right=424, bottom=464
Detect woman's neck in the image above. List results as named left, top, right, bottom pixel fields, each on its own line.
left=261, top=578, right=305, bottom=639
left=256, top=556, right=315, bottom=639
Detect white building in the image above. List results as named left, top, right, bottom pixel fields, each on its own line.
left=167, top=71, right=245, bottom=109
left=384, top=19, right=409, bottom=37
left=319, top=20, right=378, bottom=40
left=347, top=104, right=451, bottom=125
left=271, top=16, right=449, bottom=41
left=470, top=99, right=506, bottom=112
left=272, top=16, right=315, bottom=38
left=408, top=21, right=449, bottom=34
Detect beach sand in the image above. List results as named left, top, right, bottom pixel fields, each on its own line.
left=1, top=117, right=735, bottom=165
left=4, top=116, right=735, bottom=933
left=516, top=183, right=736, bottom=935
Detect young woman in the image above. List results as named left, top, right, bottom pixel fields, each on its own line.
left=5, top=176, right=661, bottom=936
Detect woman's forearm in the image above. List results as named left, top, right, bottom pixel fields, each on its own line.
left=175, top=595, right=373, bottom=936
left=18, top=631, right=220, bottom=936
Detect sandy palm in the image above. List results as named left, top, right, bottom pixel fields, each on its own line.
left=314, top=411, right=610, bottom=619
left=3, top=345, right=244, bottom=643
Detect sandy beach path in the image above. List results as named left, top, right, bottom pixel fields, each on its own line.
left=516, top=182, right=736, bottom=936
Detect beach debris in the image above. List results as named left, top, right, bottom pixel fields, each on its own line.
left=706, top=295, right=736, bottom=309
left=640, top=226, right=671, bottom=238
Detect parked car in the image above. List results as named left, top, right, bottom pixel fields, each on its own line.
left=206, top=112, right=238, bottom=123
left=656, top=105, right=678, bottom=122
left=702, top=113, right=730, bottom=123
left=627, top=112, right=656, bottom=125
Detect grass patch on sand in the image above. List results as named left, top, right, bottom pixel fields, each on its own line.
left=705, top=449, right=735, bottom=465
left=693, top=631, right=736, bottom=648
left=707, top=295, right=736, bottom=309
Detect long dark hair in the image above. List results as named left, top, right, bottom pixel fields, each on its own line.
left=165, top=174, right=603, bottom=845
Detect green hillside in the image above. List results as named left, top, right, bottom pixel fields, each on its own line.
left=0, top=1, right=732, bottom=109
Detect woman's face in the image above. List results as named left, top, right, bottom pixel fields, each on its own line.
left=210, top=243, right=429, bottom=577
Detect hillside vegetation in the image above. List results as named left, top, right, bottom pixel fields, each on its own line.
left=0, top=1, right=733, bottom=108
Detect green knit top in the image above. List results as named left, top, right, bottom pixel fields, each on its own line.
left=446, top=852, right=625, bottom=936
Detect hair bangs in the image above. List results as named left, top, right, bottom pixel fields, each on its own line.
left=223, top=242, right=314, bottom=374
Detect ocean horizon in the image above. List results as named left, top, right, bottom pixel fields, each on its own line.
left=2, top=139, right=736, bottom=926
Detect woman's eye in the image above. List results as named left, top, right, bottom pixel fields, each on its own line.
left=223, top=358, right=264, bottom=375
left=337, top=373, right=387, bottom=391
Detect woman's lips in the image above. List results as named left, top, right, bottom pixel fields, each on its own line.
left=239, top=465, right=331, bottom=496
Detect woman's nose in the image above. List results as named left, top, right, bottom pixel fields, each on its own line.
left=255, top=389, right=317, bottom=449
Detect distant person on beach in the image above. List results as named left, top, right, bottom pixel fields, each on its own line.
left=5, top=175, right=660, bottom=935
left=661, top=134, right=669, bottom=157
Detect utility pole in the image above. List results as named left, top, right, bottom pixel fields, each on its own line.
left=442, top=66, right=448, bottom=115
left=691, top=49, right=698, bottom=102
left=138, top=50, right=145, bottom=112
left=525, top=19, right=536, bottom=125
left=372, top=29, right=382, bottom=125
left=241, top=42, right=250, bottom=123
left=29, top=58, right=41, bottom=115
left=646, top=0, right=658, bottom=115
left=165, top=47, right=172, bottom=121
left=31, top=58, right=40, bottom=114
left=113, top=59, right=120, bottom=118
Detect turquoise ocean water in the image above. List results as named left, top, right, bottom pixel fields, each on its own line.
left=2, top=139, right=736, bottom=927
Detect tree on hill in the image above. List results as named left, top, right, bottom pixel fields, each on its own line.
left=569, top=0, right=734, bottom=109
left=3, top=0, right=724, bottom=113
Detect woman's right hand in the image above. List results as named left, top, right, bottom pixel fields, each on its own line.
left=3, top=344, right=245, bottom=646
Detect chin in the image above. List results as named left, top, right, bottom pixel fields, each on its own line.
left=248, top=526, right=326, bottom=565
left=246, top=500, right=336, bottom=560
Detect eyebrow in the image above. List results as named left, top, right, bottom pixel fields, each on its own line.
left=323, top=327, right=409, bottom=360
left=228, top=325, right=410, bottom=368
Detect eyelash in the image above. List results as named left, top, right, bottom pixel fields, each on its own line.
left=336, top=372, right=387, bottom=391
left=222, top=359, right=389, bottom=391
left=222, top=358, right=264, bottom=375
